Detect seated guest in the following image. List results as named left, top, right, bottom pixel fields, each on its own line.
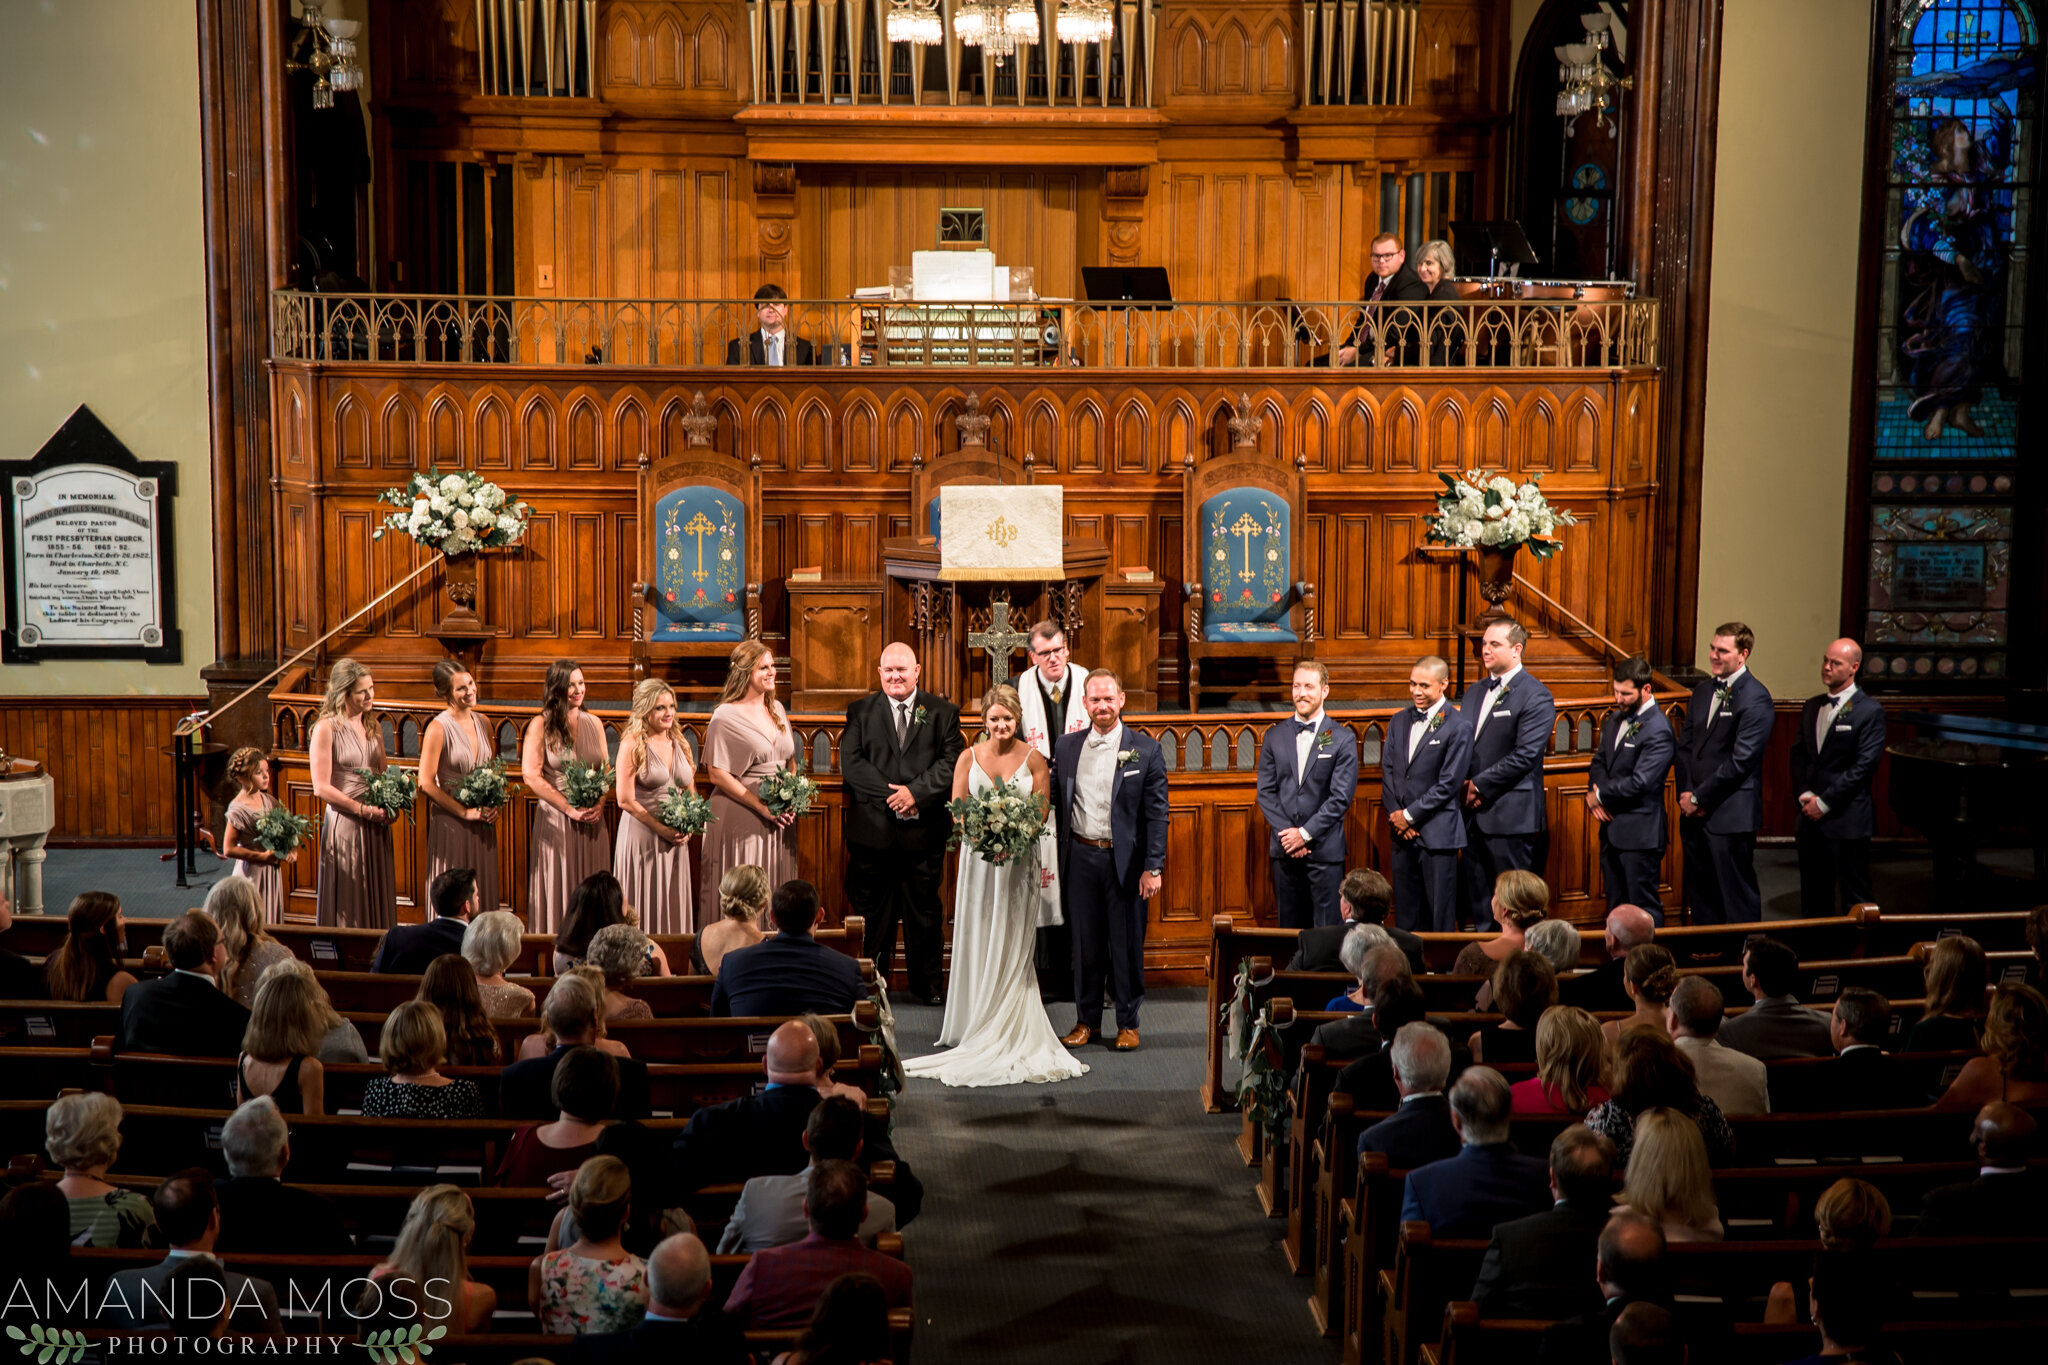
left=774, top=1273, right=891, bottom=1365
left=1290, top=869, right=1422, bottom=975
left=40, top=891, right=137, bottom=1005
left=1399, top=1067, right=1552, bottom=1237
left=215, top=1096, right=352, bottom=1253
left=118, top=911, right=250, bottom=1057
left=1468, top=950, right=1554, bottom=1065
left=360, top=999, right=487, bottom=1119
left=0, top=1184, right=73, bottom=1325
left=533, top=1155, right=650, bottom=1335
left=556, top=872, right=671, bottom=977
left=102, top=1168, right=282, bottom=1335
left=520, top=966, right=633, bottom=1061
left=45, top=1092, right=157, bottom=1248
left=1781, top=1253, right=1901, bottom=1365
left=1904, top=935, right=1988, bottom=1055
left=207, top=875, right=291, bottom=1009
left=589, top=923, right=657, bottom=1021
left=1766, top=1178, right=1893, bottom=1323
left=372, top=867, right=477, bottom=974
left=1311, top=942, right=1411, bottom=1059
left=1559, top=904, right=1655, bottom=1015
left=1718, top=935, right=1835, bottom=1060
left=1358, top=1022, right=1461, bottom=1170
left=673, top=1020, right=923, bottom=1222
left=722, top=1162, right=911, bottom=1329
left=801, top=1010, right=870, bottom=1105
left=1667, top=976, right=1769, bottom=1116
left=1524, top=916, right=1583, bottom=980
left=1917, top=1101, right=2048, bottom=1236
left=463, top=909, right=537, bottom=1019
left=498, top=1045, right=618, bottom=1186
left=1471, top=1124, right=1619, bottom=1319
left=1334, top=977, right=1431, bottom=1109
left=1452, top=868, right=1551, bottom=983
left=712, top=879, right=863, bottom=1018
left=1788, top=988, right=1926, bottom=1112
left=566, top=1232, right=748, bottom=1365
left=354, top=1185, right=496, bottom=1335
left=503, top=976, right=652, bottom=1119
left=1621, top=1108, right=1724, bottom=1242
left=1588, top=1030, right=1736, bottom=1167
left=261, top=956, right=369, bottom=1064
left=696, top=865, right=769, bottom=976
left=236, top=961, right=328, bottom=1114
left=1536, top=1214, right=1672, bottom=1365
left=418, top=953, right=503, bottom=1066
left=1935, top=982, right=2048, bottom=1111
left=1602, top=944, right=1679, bottom=1050
left=0, top=886, right=46, bottom=999
left=1512, top=1005, right=1611, bottom=1116
left=720, top=1095, right=897, bottom=1252
left=1324, top=922, right=1397, bottom=1011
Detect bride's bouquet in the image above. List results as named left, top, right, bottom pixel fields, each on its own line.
left=946, top=781, right=1050, bottom=866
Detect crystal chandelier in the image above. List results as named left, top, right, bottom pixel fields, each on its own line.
left=1004, top=0, right=1042, bottom=44
left=1055, top=0, right=1114, bottom=45
left=887, top=0, right=944, bottom=47
left=1555, top=9, right=1630, bottom=137
left=954, top=0, right=994, bottom=46
left=287, top=1, right=363, bottom=110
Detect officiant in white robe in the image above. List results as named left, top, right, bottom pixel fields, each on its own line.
left=1019, top=620, right=1086, bottom=1002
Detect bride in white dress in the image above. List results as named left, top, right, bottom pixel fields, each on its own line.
left=904, top=685, right=1088, bottom=1089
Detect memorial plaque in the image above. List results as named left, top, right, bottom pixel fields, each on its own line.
left=2, top=405, right=181, bottom=663
left=1891, top=542, right=1986, bottom=611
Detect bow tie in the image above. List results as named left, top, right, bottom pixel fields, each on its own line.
left=1414, top=707, right=1431, bottom=720
left=1088, top=733, right=1112, bottom=748
left=1485, top=677, right=1503, bottom=691
left=1296, top=720, right=1318, bottom=735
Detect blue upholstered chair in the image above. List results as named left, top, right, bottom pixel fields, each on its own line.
left=633, top=392, right=762, bottom=693
left=1181, top=402, right=1315, bottom=710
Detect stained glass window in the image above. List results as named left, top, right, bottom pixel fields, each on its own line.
left=1861, top=0, right=2039, bottom=683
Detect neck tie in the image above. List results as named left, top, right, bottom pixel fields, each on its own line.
left=895, top=701, right=908, bottom=746
left=768, top=334, right=782, bottom=367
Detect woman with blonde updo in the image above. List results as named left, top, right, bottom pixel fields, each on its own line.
left=695, top=865, right=769, bottom=975
left=1603, top=943, right=1681, bottom=1049
left=220, top=746, right=289, bottom=922
left=354, top=1185, right=496, bottom=1334
left=903, top=684, right=1085, bottom=1089
left=613, top=678, right=697, bottom=934
left=419, top=659, right=500, bottom=917
left=698, top=641, right=798, bottom=906
left=1454, top=868, right=1550, bottom=1008
left=309, top=657, right=396, bottom=928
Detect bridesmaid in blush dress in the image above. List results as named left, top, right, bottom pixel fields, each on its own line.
left=309, top=657, right=397, bottom=929
left=420, top=659, right=502, bottom=915
left=220, top=746, right=292, bottom=924
left=613, top=678, right=697, bottom=935
left=524, top=658, right=612, bottom=935
left=699, top=640, right=798, bottom=906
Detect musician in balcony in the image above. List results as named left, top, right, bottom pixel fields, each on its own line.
left=726, top=283, right=817, bottom=367
left=1335, top=232, right=1429, bottom=367
left=1790, top=638, right=1887, bottom=918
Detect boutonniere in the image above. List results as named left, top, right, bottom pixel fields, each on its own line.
left=1713, top=681, right=1733, bottom=703
left=1426, top=710, right=1446, bottom=733
left=1116, top=748, right=1138, bottom=767
left=1315, top=728, right=1334, bottom=752
left=1623, top=718, right=1644, bottom=742
left=1834, top=697, right=1856, bottom=723
left=911, top=704, right=928, bottom=727
left=1494, top=682, right=1513, bottom=704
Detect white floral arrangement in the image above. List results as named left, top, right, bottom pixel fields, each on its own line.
left=1423, top=469, right=1577, bottom=558
left=373, top=469, right=534, bottom=556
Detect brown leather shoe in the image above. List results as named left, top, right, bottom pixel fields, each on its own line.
left=1113, top=1028, right=1140, bottom=1051
left=1061, top=1024, right=1094, bottom=1048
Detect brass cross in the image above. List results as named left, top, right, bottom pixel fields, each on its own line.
left=968, top=594, right=1031, bottom=687
left=1230, top=511, right=1263, bottom=583
left=683, top=511, right=717, bottom=582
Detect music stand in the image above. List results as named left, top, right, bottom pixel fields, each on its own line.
left=1450, top=221, right=1540, bottom=278
left=1080, top=267, right=1174, bottom=306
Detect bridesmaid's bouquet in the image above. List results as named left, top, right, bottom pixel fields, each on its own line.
left=355, top=766, right=419, bottom=824
left=759, top=763, right=819, bottom=818
left=453, top=758, right=510, bottom=810
left=253, top=804, right=311, bottom=859
left=655, top=785, right=715, bottom=835
left=946, top=782, right=1050, bottom=866
left=559, top=757, right=615, bottom=810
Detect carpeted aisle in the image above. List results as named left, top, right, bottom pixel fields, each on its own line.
left=886, top=987, right=1340, bottom=1365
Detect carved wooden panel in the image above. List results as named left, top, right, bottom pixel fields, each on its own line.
left=0, top=697, right=205, bottom=846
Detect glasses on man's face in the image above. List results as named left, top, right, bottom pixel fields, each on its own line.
left=1032, top=645, right=1068, bottom=659
left=1371, top=251, right=1401, bottom=262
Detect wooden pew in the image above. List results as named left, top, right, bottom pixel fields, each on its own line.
left=1864, top=907, right=2035, bottom=957
left=329, top=1002, right=882, bottom=1065
left=1428, top=1306, right=2048, bottom=1365
left=312, top=969, right=723, bottom=1018
left=439, top=1319, right=915, bottom=1365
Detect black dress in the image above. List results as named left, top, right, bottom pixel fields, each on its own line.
left=1474, top=1022, right=1540, bottom=1065
left=1903, top=1013, right=1982, bottom=1055
left=238, top=1053, right=308, bottom=1111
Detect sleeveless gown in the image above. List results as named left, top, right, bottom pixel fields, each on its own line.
left=903, top=758, right=1088, bottom=1088
left=228, top=793, right=286, bottom=924
left=614, top=733, right=696, bottom=934
left=317, top=720, right=396, bottom=929
left=426, top=710, right=501, bottom=914
left=528, top=711, right=613, bottom=936
left=698, top=702, right=797, bottom=907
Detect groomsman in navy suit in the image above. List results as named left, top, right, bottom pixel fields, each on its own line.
left=1790, top=638, right=1887, bottom=917
left=1675, top=622, right=1776, bottom=923
left=1458, top=620, right=1556, bottom=930
left=1382, top=656, right=1474, bottom=932
left=1256, top=661, right=1361, bottom=928
left=1586, top=655, right=1677, bottom=924
left=1052, top=670, right=1169, bottom=1053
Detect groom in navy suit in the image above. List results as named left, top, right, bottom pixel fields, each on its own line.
left=1052, top=670, right=1169, bottom=1052
left=1382, top=656, right=1473, bottom=932
left=1676, top=621, right=1775, bottom=923
left=1256, top=660, right=1360, bottom=928
left=1458, top=619, right=1556, bottom=931
left=1586, top=655, right=1676, bottom=924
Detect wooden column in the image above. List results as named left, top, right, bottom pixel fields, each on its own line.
left=1102, top=164, right=1149, bottom=266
